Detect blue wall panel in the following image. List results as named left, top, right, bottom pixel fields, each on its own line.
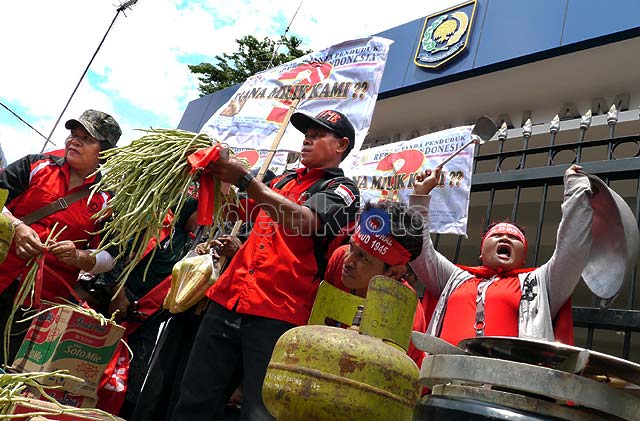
left=196, top=86, right=237, bottom=131
left=562, top=0, right=640, bottom=46
left=177, top=95, right=212, bottom=132
left=473, top=0, right=567, bottom=68
left=376, top=18, right=424, bottom=93
left=178, top=85, right=238, bottom=132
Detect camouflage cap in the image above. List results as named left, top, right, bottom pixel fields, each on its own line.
left=65, top=109, right=122, bottom=148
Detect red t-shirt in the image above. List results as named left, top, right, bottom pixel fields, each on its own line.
left=439, top=276, right=521, bottom=347
left=435, top=264, right=575, bottom=346
left=324, top=245, right=427, bottom=367
left=421, top=291, right=437, bottom=328
left=0, top=154, right=109, bottom=301
left=206, top=168, right=360, bottom=326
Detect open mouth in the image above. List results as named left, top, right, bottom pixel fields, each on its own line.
left=496, top=244, right=512, bottom=259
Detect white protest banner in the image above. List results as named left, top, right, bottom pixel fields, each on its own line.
left=201, top=37, right=393, bottom=160
left=345, top=126, right=474, bottom=236
left=233, top=148, right=288, bottom=176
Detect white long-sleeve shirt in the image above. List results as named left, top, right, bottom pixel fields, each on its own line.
left=409, top=171, right=593, bottom=341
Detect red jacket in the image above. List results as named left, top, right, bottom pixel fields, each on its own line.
left=0, top=154, right=109, bottom=302
left=206, top=168, right=360, bottom=326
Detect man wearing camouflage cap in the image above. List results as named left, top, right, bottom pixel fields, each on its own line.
left=0, top=109, right=122, bottom=362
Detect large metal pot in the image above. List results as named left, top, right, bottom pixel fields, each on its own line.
left=415, top=395, right=566, bottom=421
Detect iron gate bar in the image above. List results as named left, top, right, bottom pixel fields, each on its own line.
left=622, top=176, right=640, bottom=359
left=608, top=105, right=619, bottom=142
left=586, top=171, right=615, bottom=350
left=572, top=307, right=640, bottom=332
left=482, top=135, right=506, bottom=232
left=474, top=134, right=640, bottom=166
left=586, top=125, right=622, bottom=350
left=452, top=236, right=463, bottom=264
left=575, top=112, right=592, bottom=164
left=532, top=187, right=549, bottom=266
left=532, top=124, right=559, bottom=266
left=471, top=159, right=640, bottom=192
left=631, top=176, right=640, bottom=310
left=576, top=127, right=586, bottom=163
left=511, top=123, right=532, bottom=221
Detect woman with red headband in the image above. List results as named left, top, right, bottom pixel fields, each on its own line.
left=409, top=164, right=591, bottom=346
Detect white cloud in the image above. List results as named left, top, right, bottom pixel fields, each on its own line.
left=0, top=0, right=458, bottom=165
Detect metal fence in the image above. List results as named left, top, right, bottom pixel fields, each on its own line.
left=432, top=108, right=640, bottom=362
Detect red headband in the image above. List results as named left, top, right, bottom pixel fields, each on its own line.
left=353, top=227, right=412, bottom=266
left=481, top=223, right=528, bottom=251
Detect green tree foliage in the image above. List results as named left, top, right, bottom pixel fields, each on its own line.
left=189, top=34, right=311, bottom=96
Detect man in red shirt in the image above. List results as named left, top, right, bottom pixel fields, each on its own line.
left=323, top=201, right=428, bottom=367
left=172, top=110, right=360, bottom=421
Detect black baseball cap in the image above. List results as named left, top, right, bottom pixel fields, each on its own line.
left=291, top=109, right=355, bottom=158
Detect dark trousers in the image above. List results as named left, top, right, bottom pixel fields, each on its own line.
left=130, top=310, right=205, bottom=421
left=170, top=301, right=295, bottom=421
left=0, top=281, right=32, bottom=365
left=119, top=310, right=170, bottom=420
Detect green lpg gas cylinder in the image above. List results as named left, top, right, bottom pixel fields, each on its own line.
left=263, top=276, right=420, bottom=421
left=0, top=189, right=14, bottom=264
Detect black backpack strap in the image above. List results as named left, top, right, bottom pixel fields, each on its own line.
left=271, top=171, right=298, bottom=190
left=271, top=172, right=350, bottom=195
left=270, top=172, right=355, bottom=279
left=307, top=176, right=356, bottom=280
left=301, top=175, right=351, bottom=198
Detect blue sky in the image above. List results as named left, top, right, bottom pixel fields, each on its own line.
left=0, top=0, right=458, bottom=164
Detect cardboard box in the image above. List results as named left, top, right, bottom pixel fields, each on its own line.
left=7, top=398, right=118, bottom=420
left=12, top=307, right=125, bottom=398
left=22, top=384, right=98, bottom=408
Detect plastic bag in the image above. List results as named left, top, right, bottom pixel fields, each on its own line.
left=163, top=250, right=220, bottom=314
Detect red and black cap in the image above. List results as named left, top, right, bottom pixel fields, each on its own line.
left=291, top=109, right=355, bottom=157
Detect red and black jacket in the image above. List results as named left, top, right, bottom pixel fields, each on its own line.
left=0, top=154, right=110, bottom=301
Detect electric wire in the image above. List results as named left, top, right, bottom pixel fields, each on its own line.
left=267, top=0, right=304, bottom=69
left=40, top=0, right=139, bottom=153
left=0, top=100, right=48, bottom=141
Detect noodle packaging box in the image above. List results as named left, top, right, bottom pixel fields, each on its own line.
left=12, top=306, right=124, bottom=398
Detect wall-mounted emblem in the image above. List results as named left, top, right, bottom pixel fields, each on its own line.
left=414, top=0, right=477, bottom=69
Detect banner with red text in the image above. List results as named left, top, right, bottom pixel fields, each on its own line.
left=233, top=148, right=288, bottom=177
left=345, top=126, right=474, bottom=236
left=201, top=37, right=392, bottom=161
